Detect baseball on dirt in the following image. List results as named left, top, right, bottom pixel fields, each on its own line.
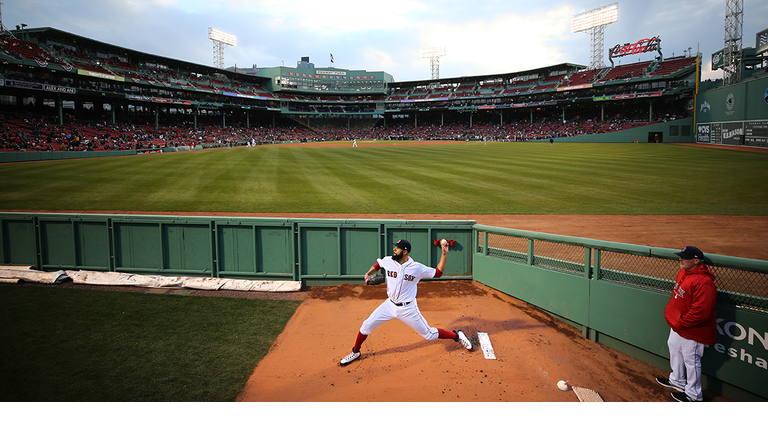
left=557, top=380, right=570, bottom=391
left=440, top=239, right=448, bottom=247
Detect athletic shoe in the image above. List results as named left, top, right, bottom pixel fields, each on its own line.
left=655, top=377, right=685, bottom=392
left=454, top=330, right=473, bottom=350
left=671, top=391, right=698, bottom=402
left=339, top=350, right=361, bottom=366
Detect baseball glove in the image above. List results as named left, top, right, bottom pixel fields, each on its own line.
left=366, top=274, right=386, bottom=285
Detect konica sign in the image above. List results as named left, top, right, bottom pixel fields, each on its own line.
left=704, top=307, right=768, bottom=398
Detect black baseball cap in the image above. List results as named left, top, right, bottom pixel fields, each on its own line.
left=393, top=239, right=411, bottom=252
left=675, top=246, right=705, bottom=260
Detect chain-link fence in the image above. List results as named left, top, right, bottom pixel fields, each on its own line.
left=476, top=227, right=768, bottom=313
left=598, top=250, right=678, bottom=292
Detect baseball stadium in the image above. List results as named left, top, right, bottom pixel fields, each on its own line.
left=0, top=1, right=767, bottom=413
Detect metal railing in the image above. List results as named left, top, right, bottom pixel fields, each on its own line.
left=475, top=224, right=768, bottom=312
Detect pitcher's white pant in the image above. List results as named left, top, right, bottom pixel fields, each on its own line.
left=667, top=328, right=705, bottom=401
left=360, top=299, right=439, bottom=341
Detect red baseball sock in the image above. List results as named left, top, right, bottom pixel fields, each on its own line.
left=437, top=328, right=457, bottom=340
left=353, top=332, right=368, bottom=352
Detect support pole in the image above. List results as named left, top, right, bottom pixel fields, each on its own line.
left=649, top=101, right=653, bottom=122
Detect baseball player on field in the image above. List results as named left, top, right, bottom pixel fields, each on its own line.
left=339, top=239, right=473, bottom=366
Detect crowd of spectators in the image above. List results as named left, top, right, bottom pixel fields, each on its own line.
left=0, top=107, right=689, bottom=152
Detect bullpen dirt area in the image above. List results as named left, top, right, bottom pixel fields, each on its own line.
left=223, top=212, right=757, bottom=403
left=234, top=279, right=727, bottom=402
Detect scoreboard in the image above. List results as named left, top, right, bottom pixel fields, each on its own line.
left=697, top=120, right=768, bottom=146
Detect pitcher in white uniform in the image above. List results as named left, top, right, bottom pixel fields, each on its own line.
left=339, top=239, right=473, bottom=366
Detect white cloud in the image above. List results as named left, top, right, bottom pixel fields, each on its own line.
left=410, top=7, right=574, bottom=78
left=6, top=0, right=766, bottom=82
left=364, top=47, right=398, bottom=70
left=255, top=0, right=428, bottom=34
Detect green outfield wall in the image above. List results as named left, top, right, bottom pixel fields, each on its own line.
left=1, top=212, right=766, bottom=401
left=0, top=150, right=138, bottom=163
left=541, top=118, right=694, bottom=143
left=0, top=213, right=474, bottom=285
left=694, top=75, right=768, bottom=146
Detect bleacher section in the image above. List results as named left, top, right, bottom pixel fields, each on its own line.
left=477, top=83, right=504, bottom=97
left=647, top=56, right=697, bottom=78
left=599, top=60, right=653, bottom=82
left=0, top=36, right=63, bottom=65
left=0, top=28, right=700, bottom=152
left=562, top=69, right=605, bottom=86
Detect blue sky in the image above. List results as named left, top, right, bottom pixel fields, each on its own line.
left=4, top=0, right=766, bottom=82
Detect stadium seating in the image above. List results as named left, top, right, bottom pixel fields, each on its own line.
left=0, top=104, right=688, bottom=152
left=599, top=61, right=653, bottom=82
left=562, top=69, right=605, bottom=86
left=647, top=56, right=696, bottom=78
left=0, top=35, right=64, bottom=66
left=0, top=29, right=698, bottom=153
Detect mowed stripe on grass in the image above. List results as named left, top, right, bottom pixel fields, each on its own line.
left=0, top=141, right=766, bottom=215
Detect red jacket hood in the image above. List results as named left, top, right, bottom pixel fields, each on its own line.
left=686, top=263, right=716, bottom=281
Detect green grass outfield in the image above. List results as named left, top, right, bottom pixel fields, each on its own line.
left=0, top=286, right=301, bottom=402
left=1, top=141, right=765, bottom=403
left=1, top=141, right=767, bottom=214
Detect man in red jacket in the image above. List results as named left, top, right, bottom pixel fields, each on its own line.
left=656, top=246, right=717, bottom=402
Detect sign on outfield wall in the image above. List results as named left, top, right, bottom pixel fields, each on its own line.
left=705, top=307, right=768, bottom=397
left=696, top=120, right=768, bottom=146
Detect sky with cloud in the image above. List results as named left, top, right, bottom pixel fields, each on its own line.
left=4, top=0, right=766, bottom=82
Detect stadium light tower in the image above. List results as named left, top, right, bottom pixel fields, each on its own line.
left=723, top=0, right=743, bottom=85
left=0, top=3, right=15, bottom=38
left=421, top=46, right=446, bottom=80
left=208, top=27, right=237, bottom=69
left=571, top=3, right=619, bottom=70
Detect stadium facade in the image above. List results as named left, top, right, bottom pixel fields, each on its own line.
left=0, top=26, right=764, bottom=146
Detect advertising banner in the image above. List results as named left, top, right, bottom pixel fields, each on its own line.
left=711, top=49, right=724, bottom=71
left=757, top=27, right=768, bottom=54
left=721, top=121, right=745, bottom=145
left=696, top=123, right=711, bottom=143
left=704, top=306, right=768, bottom=399
left=77, top=69, right=125, bottom=82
